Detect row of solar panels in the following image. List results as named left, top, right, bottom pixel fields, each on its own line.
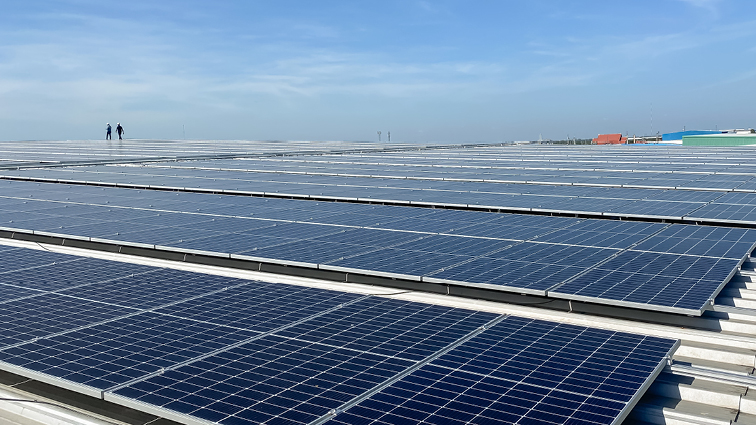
left=13, top=161, right=756, bottom=196
left=304, top=146, right=756, bottom=166
left=0, top=180, right=752, bottom=315
left=8, top=164, right=756, bottom=225
left=232, top=148, right=756, bottom=170
left=153, top=156, right=756, bottom=182
left=0, top=140, right=422, bottom=168
left=0, top=244, right=676, bottom=425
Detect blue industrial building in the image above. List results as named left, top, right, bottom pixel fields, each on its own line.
left=662, top=130, right=721, bottom=144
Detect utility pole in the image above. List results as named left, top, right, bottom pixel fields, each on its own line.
left=377, top=131, right=381, bottom=142
left=183, top=124, right=185, bottom=140
left=650, top=103, right=653, bottom=136
left=388, top=131, right=391, bottom=142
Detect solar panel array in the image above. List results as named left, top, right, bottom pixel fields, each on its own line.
left=0, top=139, right=423, bottom=169
left=0, top=180, right=752, bottom=314
left=6, top=143, right=756, bottom=423
left=10, top=150, right=756, bottom=225
left=0, top=245, right=677, bottom=425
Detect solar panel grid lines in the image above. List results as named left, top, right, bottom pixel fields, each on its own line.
left=106, top=294, right=374, bottom=395
left=548, top=254, right=742, bottom=314
left=54, top=269, right=258, bottom=311
left=0, top=247, right=84, bottom=276
left=322, top=317, right=678, bottom=425
left=154, top=284, right=365, bottom=333
left=0, top=293, right=140, bottom=350
left=306, top=314, right=509, bottom=425
left=0, top=283, right=46, bottom=305
left=0, top=259, right=157, bottom=296
left=544, top=222, right=675, bottom=292
left=107, top=307, right=506, bottom=425
left=0, top=312, right=262, bottom=394
left=272, top=297, right=500, bottom=363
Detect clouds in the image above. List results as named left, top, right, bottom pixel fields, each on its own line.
left=676, top=0, right=722, bottom=10
left=0, top=1, right=755, bottom=142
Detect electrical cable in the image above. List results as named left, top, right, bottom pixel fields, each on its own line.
left=0, top=397, right=79, bottom=413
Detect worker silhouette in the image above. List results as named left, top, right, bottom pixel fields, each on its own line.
left=106, top=123, right=111, bottom=140
left=116, top=123, right=124, bottom=140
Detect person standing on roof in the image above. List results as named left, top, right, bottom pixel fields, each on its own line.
left=116, top=123, right=124, bottom=140
left=106, top=123, right=111, bottom=140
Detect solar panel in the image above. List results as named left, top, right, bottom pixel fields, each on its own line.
left=0, top=293, right=137, bottom=348
left=0, top=258, right=153, bottom=292
left=57, top=269, right=253, bottom=309
left=154, top=284, right=363, bottom=332
left=549, top=251, right=740, bottom=314
left=0, top=248, right=83, bottom=275
left=110, top=334, right=416, bottom=424
left=0, top=283, right=44, bottom=302
left=0, top=312, right=260, bottom=392
left=250, top=240, right=380, bottom=265
left=327, top=317, right=677, bottom=425
left=323, top=248, right=471, bottom=279
left=274, top=297, right=497, bottom=362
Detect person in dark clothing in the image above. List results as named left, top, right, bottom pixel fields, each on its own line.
left=106, top=123, right=111, bottom=140
left=116, top=123, right=124, bottom=140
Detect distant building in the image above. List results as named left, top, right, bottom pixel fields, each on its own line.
left=683, top=130, right=756, bottom=146
left=592, top=133, right=627, bottom=145
left=662, top=130, right=721, bottom=144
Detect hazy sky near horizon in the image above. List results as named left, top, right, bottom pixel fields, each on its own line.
left=1, top=0, right=755, bottom=142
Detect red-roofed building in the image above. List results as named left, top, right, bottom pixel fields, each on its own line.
left=592, top=133, right=628, bottom=145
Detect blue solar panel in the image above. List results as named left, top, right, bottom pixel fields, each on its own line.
left=0, top=283, right=43, bottom=302
left=0, top=312, right=259, bottom=391
left=0, top=294, right=137, bottom=348
left=0, top=258, right=152, bottom=292
left=428, top=257, right=585, bottom=292
left=607, top=200, right=704, bottom=217
left=485, top=242, right=617, bottom=268
left=686, top=203, right=756, bottom=222
left=328, top=316, right=676, bottom=425
left=633, top=233, right=756, bottom=260
left=0, top=249, right=82, bottom=275
left=550, top=251, right=740, bottom=312
left=250, top=240, right=379, bottom=264
left=154, top=284, right=363, bottom=332
left=324, top=248, right=471, bottom=278
left=58, top=269, right=253, bottom=309
left=112, top=335, right=415, bottom=424
left=311, top=228, right=424, bottom=247
left=275, top=298, right=497, bottom=362
left=393, top=234, right=514, bottom=256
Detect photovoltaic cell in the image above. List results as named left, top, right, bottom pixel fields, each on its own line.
left=0, top=312, right=259, bottom=391
left=249, top=240, right=380, bottom=264
left=324, top=248, right=471, bottom=278
left=154, top=284, right=362, bottom=332
left=57, top=269, right=252, bottom=309
left=0, top=284, right=44, bottom=302
left=0, top=258, right=153, bottom=292
left=112, top=335, right=414, bottom=424
left=428, top=257, right=586, bottom=292
left=550, top=251, right=739, bottom=312
left=0, top=249, right=82, bottom=275
left=274, top=298, right=497, bottom=362
left=0, top=293, right=136, bottom=348
left=329, top=316, right=676, bottom=425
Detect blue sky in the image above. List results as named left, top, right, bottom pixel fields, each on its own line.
left=1, top=0, right=754, bottom=142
